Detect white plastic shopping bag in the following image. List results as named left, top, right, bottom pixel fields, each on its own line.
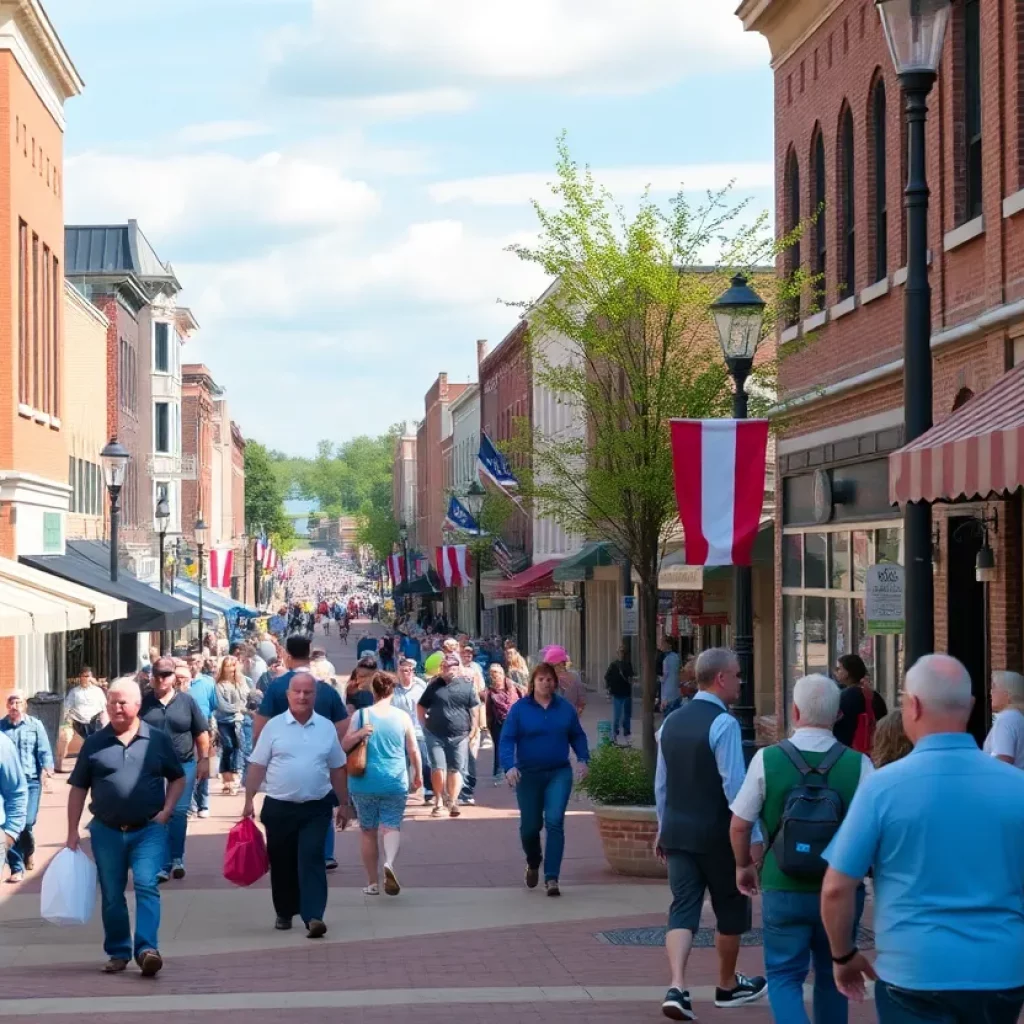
left=40, top=847, right=97, bottom=926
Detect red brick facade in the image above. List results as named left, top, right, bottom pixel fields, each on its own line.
left=181, top=364, right=215, bottom=546
left=415, top=374, right=468, bottom=556
left=743, top=0, right=1024, bottom=729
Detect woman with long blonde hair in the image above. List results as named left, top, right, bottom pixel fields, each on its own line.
left=214, top=656, right=248, bottom=795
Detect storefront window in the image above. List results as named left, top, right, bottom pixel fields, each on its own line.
left=782, top=521, right=903, bottom=723
left=830, top=533, right=850, bottom=590
left=783, top=534, right=802, bottom=587
left=805, top=534, right=827, bottom=589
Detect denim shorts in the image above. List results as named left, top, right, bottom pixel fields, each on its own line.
left=425, top=733, right=469, bottom=775
left=350, top=793, right=407, bottom=831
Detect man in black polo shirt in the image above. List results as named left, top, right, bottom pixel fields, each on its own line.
left=67, top=678, right=185, bottom=978
left=140, top=657, right=210, bottom=883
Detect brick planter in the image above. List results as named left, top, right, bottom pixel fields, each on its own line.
left=593, top=804, right=667, bottom=879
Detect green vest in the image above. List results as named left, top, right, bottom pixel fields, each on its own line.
left=760, top=744, right=862, bottom=893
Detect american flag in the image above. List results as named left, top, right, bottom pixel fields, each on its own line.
left=492, top=538, right=514, bottom=578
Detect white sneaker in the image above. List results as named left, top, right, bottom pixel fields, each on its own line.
left=197, top=809, right=210, bottom=819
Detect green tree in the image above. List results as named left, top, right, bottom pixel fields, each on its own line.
left=244, top=440, right=297, bottom=555
left=506, top=138, right=790, bottom=770
left=357, top=496, right=400, bottom=562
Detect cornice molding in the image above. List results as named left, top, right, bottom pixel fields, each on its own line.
left=738, top=0, right=848, bottom=70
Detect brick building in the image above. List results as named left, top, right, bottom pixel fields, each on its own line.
left=392, top=423, right=417, bottom=548
left=741, top=0, right=1024, bottom=740
left=181, top=363, right=219, bottom=550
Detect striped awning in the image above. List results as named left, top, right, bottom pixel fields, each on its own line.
left=889, top=365, right=1024, bottom=504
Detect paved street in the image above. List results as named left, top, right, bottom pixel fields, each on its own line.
left=0, top=622, right=878, bottom=1023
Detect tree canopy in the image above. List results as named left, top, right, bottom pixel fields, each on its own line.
left=243, top=440, right=296, bottom=552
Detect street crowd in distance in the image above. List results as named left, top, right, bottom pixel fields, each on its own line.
left=1, top=550, right=1023, bottom=1023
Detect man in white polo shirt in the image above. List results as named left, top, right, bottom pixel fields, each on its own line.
left=242, top=672, right=350, bottom=939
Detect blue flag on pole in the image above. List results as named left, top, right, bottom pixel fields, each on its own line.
left=444, top=496, right=482, bottom=535
left=477, top=433, right=519, bottom=490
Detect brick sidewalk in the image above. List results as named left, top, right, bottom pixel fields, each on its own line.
left=0, top=621, right=880, bottom=1022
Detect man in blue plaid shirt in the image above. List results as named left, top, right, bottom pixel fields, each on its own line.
left=0, top=692, right=53, bottom=881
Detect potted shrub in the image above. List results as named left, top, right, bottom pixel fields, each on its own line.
left=578, top=742, right=666, bottom=879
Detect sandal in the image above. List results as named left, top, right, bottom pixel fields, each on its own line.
left=102, top=958, right=129, bottom=974
left=362, top=883, right=380, bottom=896
left=430, top=804, right=443, bottom=817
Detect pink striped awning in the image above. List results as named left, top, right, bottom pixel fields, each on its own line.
left=889, top=365, right=1024, bottom=504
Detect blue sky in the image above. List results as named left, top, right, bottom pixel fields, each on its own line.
left=48, top=0, right=774, bottom=455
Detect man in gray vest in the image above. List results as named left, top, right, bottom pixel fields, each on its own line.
left=654, top=647, right=767, bottom=1020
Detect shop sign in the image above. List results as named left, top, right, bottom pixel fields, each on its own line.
left=675, top=591, right=703, bottom=617
left=621, top=595, right=638, bottom=635
left=866, top=563, right=905, bottom=635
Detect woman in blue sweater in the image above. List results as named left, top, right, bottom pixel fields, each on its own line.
left=500, top=661, right=590, bottom=897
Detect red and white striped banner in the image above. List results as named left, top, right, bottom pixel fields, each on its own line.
left=261, top=543, right=275, bottom=570
left=670, top=418, right=769, bottom=566
left=436, top=545, right=470, bottom=587
left=208, top=547, right=234, bottom=589
left=387, top=554, right=405, bottom=585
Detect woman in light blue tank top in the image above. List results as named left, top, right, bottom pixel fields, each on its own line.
left=342, top=671, right=422, bottom=896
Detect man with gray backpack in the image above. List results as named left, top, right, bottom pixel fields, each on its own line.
left=729, top=673, right=874, bottom=1024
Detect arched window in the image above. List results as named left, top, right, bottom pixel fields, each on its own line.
left=784, top=148, right=801, bottom=326
left=871, top=78, right=887, bottom=283
left=838, top=105, right=855, bottom=298
left=811, top=127, right=826, bottom=306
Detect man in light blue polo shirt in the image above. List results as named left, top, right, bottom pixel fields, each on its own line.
left=821, top=653, right=1024, bottom=1023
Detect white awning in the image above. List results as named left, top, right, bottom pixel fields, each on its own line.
left=0, top=578, right=91, bottom=635
left=0, top=557, right=126, bottom=626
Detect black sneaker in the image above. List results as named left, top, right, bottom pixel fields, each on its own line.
left=661, top=987, right=695, bottom=1021
left=714, top=973, right=767, bottom=1008
left=524, top=865, right=539, bottom=889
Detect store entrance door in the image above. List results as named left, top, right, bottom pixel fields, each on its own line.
left=947, top=516, right=987, bottom=746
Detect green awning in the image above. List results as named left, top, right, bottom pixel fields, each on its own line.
left=553, top=541, right=620, bottom=582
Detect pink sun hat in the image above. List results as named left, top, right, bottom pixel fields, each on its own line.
left=541, top=644, right=569, bottom=666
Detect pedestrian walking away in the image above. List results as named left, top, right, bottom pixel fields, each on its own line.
left=485, top=663, right=519, bottom=780
left=186, top=654, right=218, bottom=818
left=67, top=678, right=186, bottom=977
left=730, top=673, right=873, bottom=1024
left=343, top=671, right=422, bottom=896
left=244, top=672, right=351, bottom=938
left=822, top=654, right=1024, bottom=1024
left=140, top=658, right=211, bottom=883
left=655, top=647, right=767, bottom=1020
left=0, top=692, right=53, bottom=881
left=417, top=653, right=480, bottom=817
left=500, top=661, right=589, bottom=897
left=604, top=646, right=634, bottom=742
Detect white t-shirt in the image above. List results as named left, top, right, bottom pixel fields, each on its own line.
left=63, top=684, right=107, bottom=724
left=731, top=727, right=874, bottom=824
left=248, top=710, right=346, bottom=802
left=984, top=708, right=1024, bottom=769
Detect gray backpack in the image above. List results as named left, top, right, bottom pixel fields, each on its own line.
left=769, top=741, right=848, bottom=880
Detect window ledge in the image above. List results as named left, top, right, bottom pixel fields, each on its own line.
left=829, top=295, right=858, bottom=320
left=32, top=411, right=50, bottom=426
left=17, top=403, right=32, bottom=419
left=780, top=323, right=801, bottom=345
left=1004, top=189, right=1024, bottom=220
left=860, top=277, right=890, bottom=305
left=49, top=417, right=60, bottom=430
left=893, top=250, right=933, bottom=286
left=802, top=310, right=828, bottom=333
left=943, top=215, right=985, bottom=252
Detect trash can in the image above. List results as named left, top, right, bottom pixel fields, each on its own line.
left=27, top=692, right=64, bottom=759
left=597, top=720, right=613, bottom=746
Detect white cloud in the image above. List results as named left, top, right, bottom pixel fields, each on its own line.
left=64, top=147, right=379, bottom=239
left=321, top=88, right=477, bottom=122
left=429, top=162, right=776, bottom=206
left=176, top=120, right=272, bottom=144
left=270, top=0, right=768, bottom=96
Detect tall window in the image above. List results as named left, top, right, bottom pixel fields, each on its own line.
left=154, top=322, right=170, bottom=372
left=18, top=221, right=27, bottom=405
left=51, top=255, right=60, bottom=417
left=838, top=107, right=856, bottom=297
left=31, top=232, right=39, bottom=409
left=963, top=0, right=982, bottom=220
left=155, top=402, right=170, bottom=453
left=41, top=244, right=50, bottom=414
left=784, top=149, right=801, bottom=326
left=811, top=129, right=827, bottom=305
left=872, top=80, right=888, bottom=283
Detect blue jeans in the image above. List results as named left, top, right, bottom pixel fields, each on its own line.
left=89, top=820, right=166, bottom=961
left=7, top=778, right=40, bottom=873
left=191, top=776, right=209, bottom=813
left=762, top=887, right=865, bottom=1024
left=324, top=822, right=335, bottom=862
left=875, top=981, right=1024, bottom=1023
left=165, top=760, right=197, bottom=870
left=218, top=721, right=242, bottom=775
left=240, top=716, right=253, bottom=783
left=612, top=696, right=632, bottom=737
left=515, top=764, right=573, bottom=881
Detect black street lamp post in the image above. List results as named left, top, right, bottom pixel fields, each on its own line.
left=156, top=494, right=170, bottom=654
left=876, top=0, right=952, bottom=668
left=399, top=522, right=410, bottom=614
left=464, top=480, right=487, bottom=637
left=710, top=273, right=767, bottom=761
left=195, top=516, right=209, bottom=647
left=100, top=438, right=130, bottom=679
